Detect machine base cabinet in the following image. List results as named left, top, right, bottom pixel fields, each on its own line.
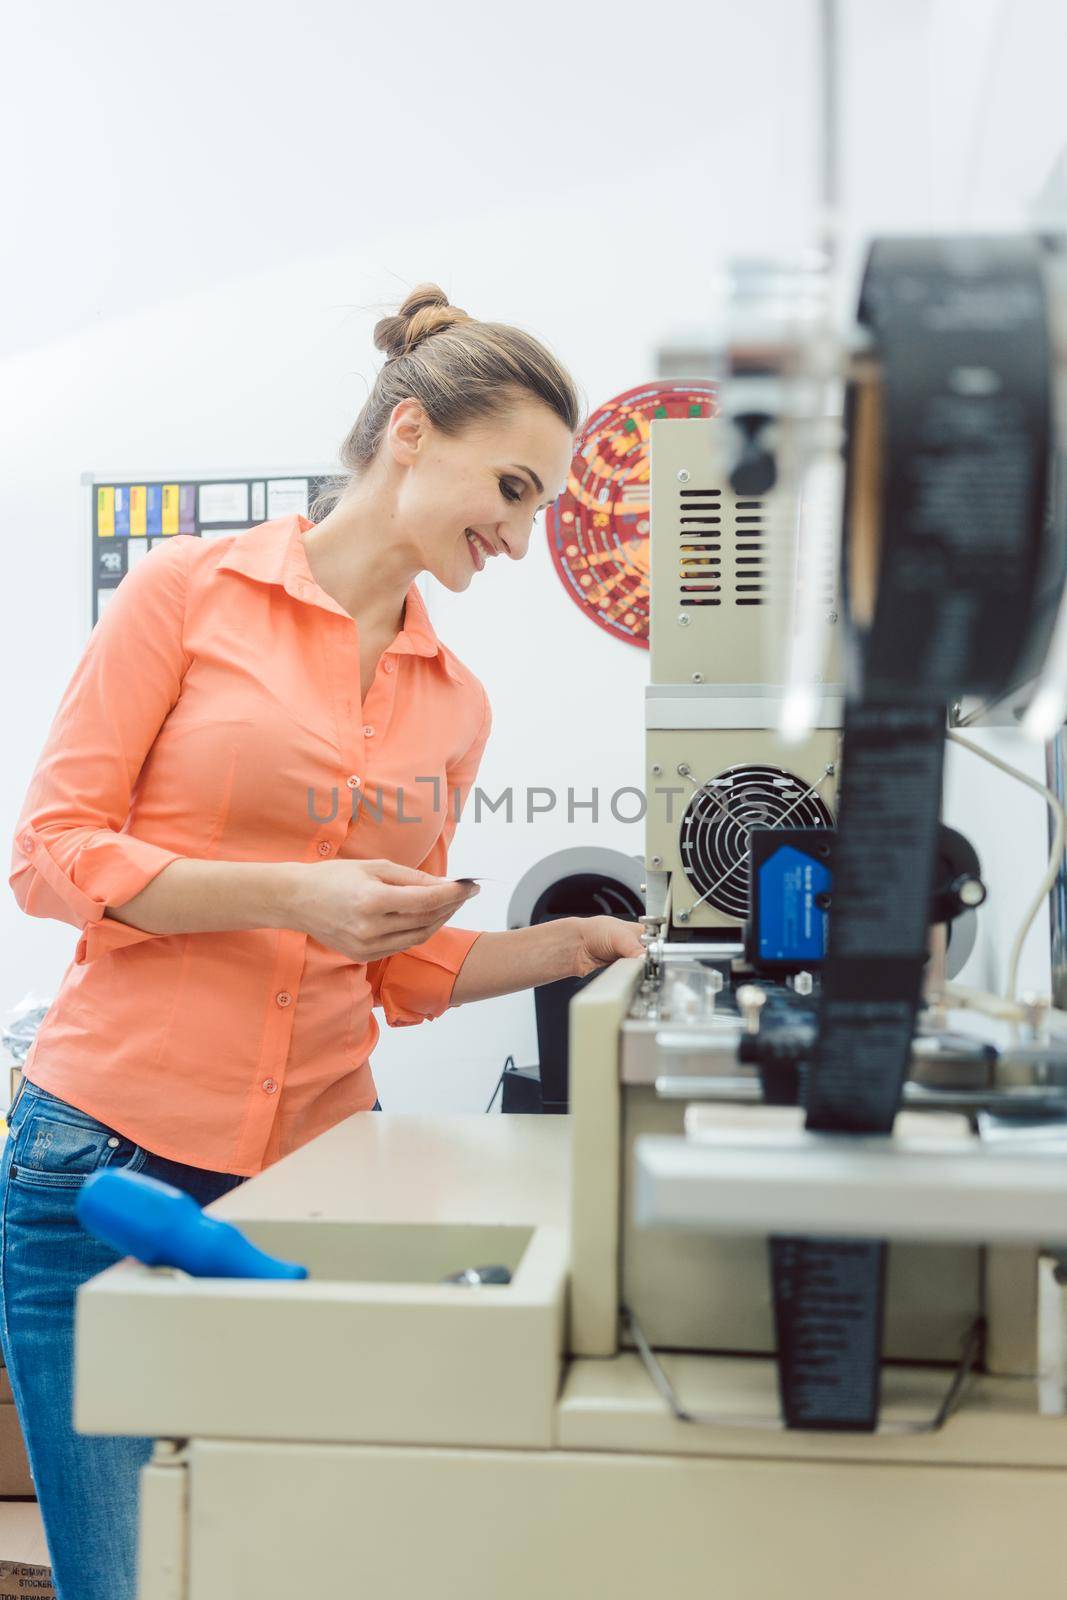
left=139, top=1438, right=1061, bottom=1600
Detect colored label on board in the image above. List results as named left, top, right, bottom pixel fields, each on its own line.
left=130, top=486, right=147, bottom=537
left=146, top=485, right=162, bottom=536
left=179, top=485, right=196, bottom=534
left=114, top=486, right=130, bottom=537
left=96, top=540, right=126, bottom=583
left=97, top=486, right=115, bottom=537
left=162, top=484, right=180, bottom=535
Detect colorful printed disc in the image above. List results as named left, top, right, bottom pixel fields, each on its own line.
left=546, top=380, right=719, bottom=648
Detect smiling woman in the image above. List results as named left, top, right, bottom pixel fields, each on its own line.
left=4, top=280, right=645, bottom=1600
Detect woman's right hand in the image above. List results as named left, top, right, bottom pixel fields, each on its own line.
left=283, top=857, right=479, bottom=964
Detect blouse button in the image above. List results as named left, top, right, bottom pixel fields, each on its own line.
left=262, top=1078, right=279, bottom=1095
left=383, top=660, right=394, bottom=674
left=363, top=725, right=375, bottom=738
left=275, top=991, right=292, bottom=1008
left=317, top=841, right=332, bottom=857
left=19, top=833, right=34, bottom=854
left=346, top=775, right=361, bottom=789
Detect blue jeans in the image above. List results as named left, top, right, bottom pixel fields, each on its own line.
left=0, top=1079, right=248, bottom=1600
left=0, top=1080, right=383, bottom=1598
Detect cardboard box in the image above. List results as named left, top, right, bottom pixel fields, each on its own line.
left=0, top=1502, right=53, bottom=1598
left=0, top=1405, right=34, bottom=1499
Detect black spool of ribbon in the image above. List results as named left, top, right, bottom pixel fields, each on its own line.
left=770, top=235, right=1060, bottom=1432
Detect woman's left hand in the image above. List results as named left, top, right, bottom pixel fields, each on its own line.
left=572, top=915, right=646, bottom=979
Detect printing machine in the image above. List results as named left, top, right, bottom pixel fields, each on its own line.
left=74, top=344, right=1067, bottom=1593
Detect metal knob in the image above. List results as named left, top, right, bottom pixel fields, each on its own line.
left=736, top=983, right=767, bottom=1035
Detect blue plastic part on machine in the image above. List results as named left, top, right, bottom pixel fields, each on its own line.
left=75, top=1168, right=309, bottom=1279
left=748, top=834, right=832, bottom=968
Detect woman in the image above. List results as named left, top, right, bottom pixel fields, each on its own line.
left=4, top=283, right=644, bottom=1600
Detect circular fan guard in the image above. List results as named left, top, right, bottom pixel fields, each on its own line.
left=679, top=763, right=834, bottom=920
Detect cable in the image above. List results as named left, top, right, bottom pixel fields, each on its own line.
left=946, top=729, right=1066, bottom=1002
left=484, top=1054, right=515, bottom=1114
left=940, top=979, right=1026, bottom=1024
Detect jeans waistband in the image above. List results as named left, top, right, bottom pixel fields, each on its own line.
left=10, top=1078, right=116, bottom=1137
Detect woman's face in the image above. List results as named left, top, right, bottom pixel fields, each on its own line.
left=385, top=394, right=574, bottom=591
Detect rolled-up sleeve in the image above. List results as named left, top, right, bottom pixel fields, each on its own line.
left=367, top=686, right=491, bottom=1027
left=10, top=537, right=194, bottom=964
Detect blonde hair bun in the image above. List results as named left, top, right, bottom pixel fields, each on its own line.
left=308, top=282, right=582, bottom=521
left=373, top=282, right=472, bottom=361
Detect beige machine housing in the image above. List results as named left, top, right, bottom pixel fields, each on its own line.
left=646, top=418, right=840, bottom=931
left=75, top=1080, right=1057, bottom=1600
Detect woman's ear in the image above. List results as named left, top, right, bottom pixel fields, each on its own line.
left=386, top=398, right=427, bottom=468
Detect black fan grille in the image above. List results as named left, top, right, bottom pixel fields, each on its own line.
left=679, top=762, right=834, bottom=919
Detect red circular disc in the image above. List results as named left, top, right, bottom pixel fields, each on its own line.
left=546, top=379, right=719, bottom=648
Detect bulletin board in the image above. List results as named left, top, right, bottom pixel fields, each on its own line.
left=86, top=470, right=337, bottom=628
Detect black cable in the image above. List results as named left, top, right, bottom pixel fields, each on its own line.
left=484, top=1054, right=515, bottom=1114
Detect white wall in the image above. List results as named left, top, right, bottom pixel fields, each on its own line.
left=2, top=0, right=1064, bottom=1111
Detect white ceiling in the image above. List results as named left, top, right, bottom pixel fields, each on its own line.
left=1, top=0, right=817, bottom=361
left=4, top=0, right=1067, bottom=364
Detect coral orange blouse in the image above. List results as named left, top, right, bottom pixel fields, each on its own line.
left=9, top=515, right=491, bottom=1174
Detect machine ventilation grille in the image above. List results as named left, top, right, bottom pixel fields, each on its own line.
left=677, top=487, right=721, bottom=606
left=679, top=763, right=834, bottom=920
left=733, top=498, right=766, bottom=606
